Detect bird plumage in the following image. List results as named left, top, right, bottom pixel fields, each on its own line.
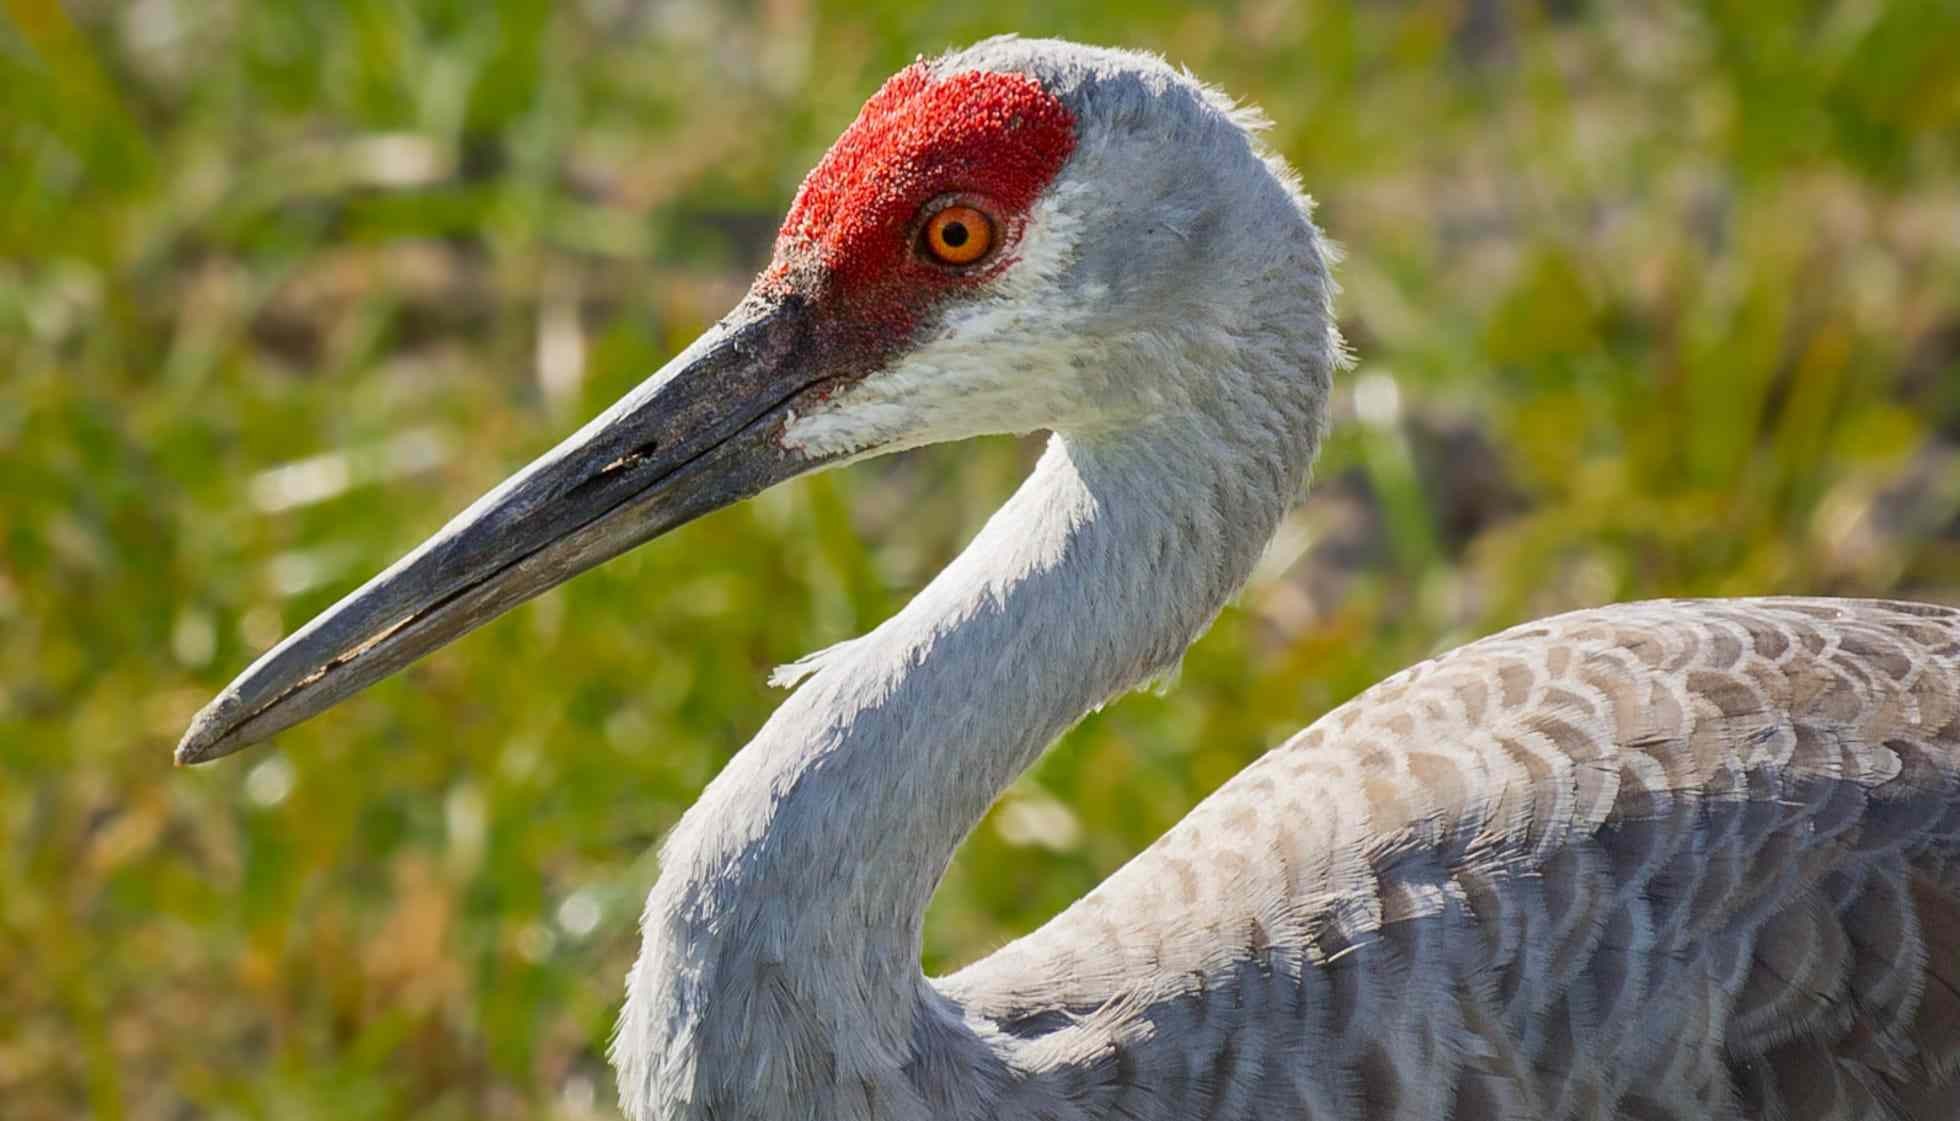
left=610, top=42, right=1960, bottom=1121
left=176, top=35, right=1960, bottom=1121
left=943, top=596, right=1960, bottom=1120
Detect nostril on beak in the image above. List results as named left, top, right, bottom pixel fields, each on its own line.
left=571, top=439, right=662, bottom=499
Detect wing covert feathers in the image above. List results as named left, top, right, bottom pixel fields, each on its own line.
left=940, top=598, right=1960, bottom=1120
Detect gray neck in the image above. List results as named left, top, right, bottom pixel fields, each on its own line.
left=614, top=381, right=1324, bottom=1119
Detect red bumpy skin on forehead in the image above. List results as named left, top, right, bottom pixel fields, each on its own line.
left=766, top=63, right=1077, bottom=305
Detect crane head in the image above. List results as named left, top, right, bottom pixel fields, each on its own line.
left=175, top=38, right=1334, bottom=765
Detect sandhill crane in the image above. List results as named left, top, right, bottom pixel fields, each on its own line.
left=176, top=37, right=1960, bottom=1121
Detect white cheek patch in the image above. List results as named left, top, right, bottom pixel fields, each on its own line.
left=780, top=186, right=1094, bottom=461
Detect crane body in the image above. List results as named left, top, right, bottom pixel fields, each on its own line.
left=177, top=38, right=1960, bottom=1121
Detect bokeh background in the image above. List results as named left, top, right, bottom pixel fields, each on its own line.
left=5, top=0, right=1959, bottom=1117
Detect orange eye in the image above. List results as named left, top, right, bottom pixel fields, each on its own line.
left=923, top=206, right=994, bottom=265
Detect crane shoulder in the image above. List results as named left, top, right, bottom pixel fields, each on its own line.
left=939, top=597, right=1960, bottom=1120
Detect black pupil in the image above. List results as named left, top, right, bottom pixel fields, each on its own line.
left=940, top=220, right=969, bottom=248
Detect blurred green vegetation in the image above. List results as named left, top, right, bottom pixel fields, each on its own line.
left=4, top=0, right=1959, bottom=1117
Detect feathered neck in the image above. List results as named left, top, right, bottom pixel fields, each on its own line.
left=612, top=371, right=1321, bottom=1118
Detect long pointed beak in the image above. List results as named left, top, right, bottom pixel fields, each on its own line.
left=177, top=292, right=838, bottom=765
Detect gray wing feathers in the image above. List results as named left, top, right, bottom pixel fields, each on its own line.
left=936, top=598, right=1960, bottom=1120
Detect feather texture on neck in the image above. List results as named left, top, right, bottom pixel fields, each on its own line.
left=616, top=370, right=1325, bottom=1119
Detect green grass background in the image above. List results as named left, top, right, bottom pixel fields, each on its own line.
left=5, top=1, right=1959, bottom=1117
